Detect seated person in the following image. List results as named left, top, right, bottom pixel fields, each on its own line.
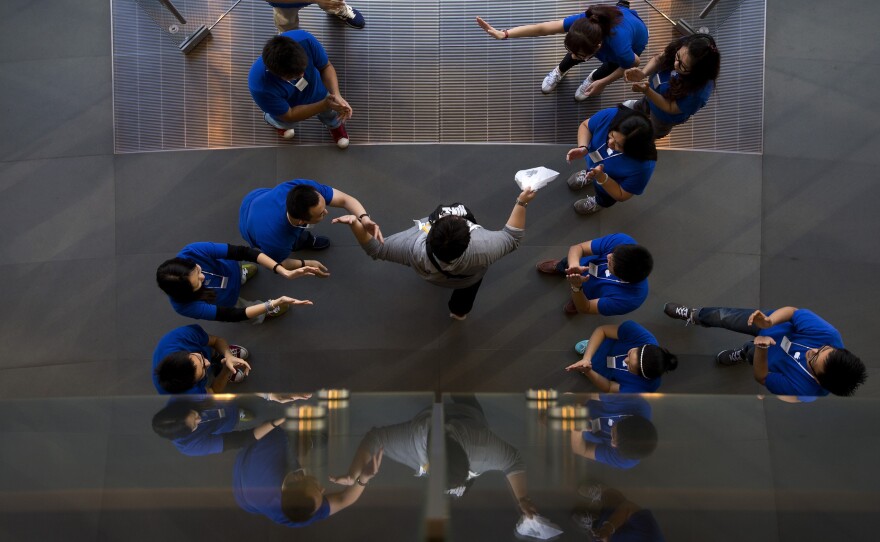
left=566, top=321, right=678, bottom=393
left=571, top=484, right=666, bottom=540
left=570, top=394, right=657, bottom=470
left=152, top=324, right=251, bottom=395
left=536, top=233, right=652, bottom=315
left=665, top=303, right=867, bottom=397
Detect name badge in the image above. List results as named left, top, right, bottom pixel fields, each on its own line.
left=780, top=336, right=792, bottom=354
left=294, top=77, right=308, bottom=91
left=588, top=262, right=599, bottom=277
left=587, top=418, right=601, bottom=432
left=588, top=150, right=603, bottom=162
left=652, top=73, right=662, bottom=88
left=606, top=356, right=626, bottom=370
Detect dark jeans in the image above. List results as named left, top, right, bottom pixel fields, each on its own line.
left=696, top=307, right=766, bottom=362
left=292, top=229, right=315, bottom=252
left=594, top=188, right=617, bottom=208
left=449, top=279, right=483, bottom=317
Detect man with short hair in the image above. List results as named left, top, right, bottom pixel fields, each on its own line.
left=153, top=325, right=251, bottom=395
left=536, top=233, right=652, bottom=315
left=333, top=188, right=538, bottom=320
left=266, top=1, right=365, bottom=33
left=664, top=304, right=867, bottom=397
left=249, top=31, right=353, bottom=147
left=239, top=179, right=382, bottom=271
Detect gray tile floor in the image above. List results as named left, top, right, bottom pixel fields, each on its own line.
left=0, top=0, right=877, bottom=401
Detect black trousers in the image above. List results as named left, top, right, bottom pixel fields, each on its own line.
left=448, top=279, right=483, bottom=317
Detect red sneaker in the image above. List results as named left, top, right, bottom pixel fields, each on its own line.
left=329, top=124, right=350, bottom=149
left=276, top=128, right=295, bottom=139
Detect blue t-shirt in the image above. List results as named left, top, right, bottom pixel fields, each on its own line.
left=648, top=69, right=714, bottom=124
left=759, top=309, right=842, bottom=397
left=173, top=404, right=241, bottom=456
left=577, top=233, right=649, bottom=316
left=591, top=321, right=661, bottom=393
left=233, top=428, right=331, bottom=527
left=152, top=325, right=214, bottom=395
left=586, top=108, right=656, bottom=199
left=582, top=395, right=652, bottom=470
left=239, top=179, right=335, bottom=263
left=563, top=8, right=648, bottom=67
left=169, top=243, right=243, bottom=321
left=598, top=508, right=665, bottom=541
left=248, top=30, right=329, bottom=118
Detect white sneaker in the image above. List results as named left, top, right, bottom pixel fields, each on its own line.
left=279, top=128, right=295, bottom=139
left=622, top=99, right=638, bottom=109
left=574, top=69, right=597, bottom=101
left=449, top=313, right=467, bottom=321
left=542, top=67, right=565, bottom=94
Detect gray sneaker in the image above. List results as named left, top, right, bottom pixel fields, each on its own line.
left=542, top=67, right=565, bottom=94
left=717, top=348, right=747, bottom=366
left=567, top=169, right=591, bottom=190
left=573, top=196, right=601, bottom=215
left=575, top=69, right=598, bottom=101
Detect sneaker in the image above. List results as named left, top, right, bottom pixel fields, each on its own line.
left=536, top=259, right=563, bottom=275
left=265, top=303, right=290, bottom=319
left=577, top=483, right=604, bottom=504
left=573, top=196, right=601, bottom=215
left=228, top=344, right=250, bottom=359
left=716, top=348, right=746, bottom=366
left=563, top=300, right=578, bottom=315
left=329, top=124, right=350, bottom=149
left=276, top=128, right=296, bottom=139
left=622, top=99, right=639, bottom=109
left=332, top=4, right=365, bottom=29
left=664, top=302, right=697, bottom=325
left=542, top=67, right=565, bottom=94
left=449, top=313, right=467, bottom=321
left=570, top=511, right=596, bottom=534
left=240, top=263, right=258, bottom=285
left=574, top=340, right=589, bottom=355
left=310, top=235, right=331, bottom=250
left=567, top=169, right=591, bottom=190
left=574, top=69, right=597, bottom=101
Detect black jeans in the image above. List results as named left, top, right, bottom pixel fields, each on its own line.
left=695, top=307, right=766, bottom=363
left=448, top=279, right=483, bottom=317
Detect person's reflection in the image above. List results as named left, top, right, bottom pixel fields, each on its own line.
left=232, top=424, right=383, bottom=527
left=572, top=484, right=665, bottom=541
left=151, top=393, right=308, bottom=457
left=569, top=394, right=657, bottom=469
left=331, top=395, right=538, bottom=518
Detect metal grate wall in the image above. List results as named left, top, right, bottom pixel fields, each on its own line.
left=112, top=0, right=764, bottom=153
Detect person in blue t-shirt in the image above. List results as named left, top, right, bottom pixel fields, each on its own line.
left=536, top=233, right=652, bottom=316
left=233, top=427, right=384, bottom=527
left=570, top=394, right=657, bottom=470
left=152, top=324, right=252, bottom=395
left=566, top=321, right=678, bottom=393
left=623, top=34, right=721, bottom=139
left=239, top=179, right=382, bottom=268
left=572, top=484, right=666, bottom=540
left=156, top=242, right=316, bottom=323
left=565, top=106, right=657, bottom=215
left=249, top=31, right=353, bottom=147
left=265, top=1, right=365, bottom=33
left=665, top=303, right=867, bottom=397
left=476, top=2, right=648, bottom=100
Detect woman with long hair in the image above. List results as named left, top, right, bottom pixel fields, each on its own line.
left=623, top=33, right=721, bottom=138
left=476, top=2, right=648, bottom=100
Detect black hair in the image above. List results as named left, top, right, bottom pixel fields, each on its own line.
left=658, top=33, right=721, bottom=100
left=156, top=257, right=216, bottom=303
left=608, top=106, right=657, bottom=161
left=818, top=348, right=867, bottom=396
left=281, top=484, right=321, bottom=523
left=155, top=351, right=199, bottom=394
left=151, top=401, right=199, bottom=440
left=445, top=433, right=475, bottom=498
left=611, top=243, right=653, bottom=283
left=286, top=185, right=321, bottom=221
left=615, top=415, right=657, bottom=459
left=564, top=6, right=622, bottom=58
left=427, top=216, right=471, bottom=263
left=262, top=35, right=308, bottom=79
left=638, top=345, right=679, bottom=379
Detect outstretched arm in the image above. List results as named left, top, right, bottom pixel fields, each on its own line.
left=330, top=189, right=383, bottom=242
left=476, top=17, right=565, bottom=39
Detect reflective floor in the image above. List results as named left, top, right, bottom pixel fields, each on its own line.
left=1, top=392, right=878, bottom=541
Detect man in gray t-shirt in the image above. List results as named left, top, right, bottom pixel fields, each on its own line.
left=333, top=188, right=537, bottom=319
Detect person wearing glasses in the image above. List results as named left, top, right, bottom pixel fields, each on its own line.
left=664, top=303, right=867, bottom=397
left=564, top=105, right=657, bottom=215
left=475, top=2, right=648, bottom=100
left=152, top=324, right=252, bottom=394
left=156, top=242, right=316, bottom=323
left=622, top=34, right=721, bottom=139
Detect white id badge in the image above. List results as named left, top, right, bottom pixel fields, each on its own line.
left=588, top=418, right=601, bottom=432
left=588, top=150, right=603, bottom=162
left=780, top=336, right=792, bottom=354
left=607, top=356, right=627, bottom=370
left=202, top=272, right=228, bottom=289
left=588, top=262, right=599, bottom=277
left=652, top=73, right=662, bottom=88
left=294, top=77, right=308, bottom=91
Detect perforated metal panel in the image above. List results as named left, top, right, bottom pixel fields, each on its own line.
left=112, top=0, right=764, bottom=153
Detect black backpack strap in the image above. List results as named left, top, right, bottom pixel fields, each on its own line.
left=424, top=235, right=472, bottom=280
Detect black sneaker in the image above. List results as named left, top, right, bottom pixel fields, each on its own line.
left=311, top=235, right=331, bottom=250
left=716, top=349, right=746, bottom=366
left=664, top=302, right=697, bottom=325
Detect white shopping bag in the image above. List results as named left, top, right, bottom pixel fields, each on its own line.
left=515, top=514, right=564, bottom=540
left=515, top=166, right=560, bottom=191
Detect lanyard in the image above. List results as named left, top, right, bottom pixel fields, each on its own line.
left=780, top=337, right=820, bottom=384
left=588, top=261, right=628, bottom=284
left=606, top=354, right=630, bottom=373
left=588, top=141, right=622, bottom=164
left=202, top=271, right=228, bottom=289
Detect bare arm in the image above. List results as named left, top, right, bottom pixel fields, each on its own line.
left=476, top=17, right=565, bottom=39
left=279, top=96, right=331, bottom=123
left=331, top=189, right=382, bottom=241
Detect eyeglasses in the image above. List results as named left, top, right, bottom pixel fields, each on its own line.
left=566, top=46, right=595, bottom=61
left=675, top=51, right=692, bottom=74
left=808, top=345, right=830, bottom=374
